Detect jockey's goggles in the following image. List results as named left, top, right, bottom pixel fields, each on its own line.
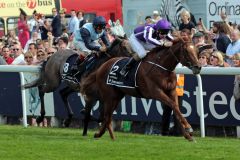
left=95, top=25, right=106, bottom=30
left=158, top=29, right=170, bottom=35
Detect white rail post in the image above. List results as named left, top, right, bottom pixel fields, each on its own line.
left=19, top=72, right=28, bottom=128
left=196, top=74, right=205, bottom=137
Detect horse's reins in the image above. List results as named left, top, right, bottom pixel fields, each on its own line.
left=146, top=46, right=181, bottom=72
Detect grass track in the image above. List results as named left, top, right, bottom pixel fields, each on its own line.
left=0, top=125, right=239, bottom=160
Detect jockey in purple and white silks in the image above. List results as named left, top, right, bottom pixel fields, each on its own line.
left=120, top=19, right=173, bottom=76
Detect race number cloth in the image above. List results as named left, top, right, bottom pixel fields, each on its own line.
left=62, top=54, right=80, bottom=83
left=107, top=58, right=141, bottom=88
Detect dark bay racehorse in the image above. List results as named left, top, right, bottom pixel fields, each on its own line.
left=80, top=39, right=201, bottom=141
left=23, top=37, right=133, bottom=130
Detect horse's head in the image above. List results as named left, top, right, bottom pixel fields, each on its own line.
left=178, top=40, right=201, bottom=74
left=107, top=36, right=134, bottom=57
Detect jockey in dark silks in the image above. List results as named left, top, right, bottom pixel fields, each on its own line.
left=69, top=16, right=110, bottom=75
left=120, top=19, right=173, bottom=76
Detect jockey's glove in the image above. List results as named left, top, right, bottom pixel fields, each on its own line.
left=164, top=41, right=173, bottom=47
left=100, top=46, right=107, bottom=52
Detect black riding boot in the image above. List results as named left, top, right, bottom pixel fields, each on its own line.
left=70, top=57, right=83, bottom=75
left=120, top=57, right=137, bottom=76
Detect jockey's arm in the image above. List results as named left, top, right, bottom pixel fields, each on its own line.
left=80, top=28, right=101, bottom=51
left=146, top=27, right=163, bottom=46
left=100, top=31, right=111, bottom=47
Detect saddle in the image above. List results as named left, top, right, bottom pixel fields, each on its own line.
left=107, top=58, right=141, bottom=88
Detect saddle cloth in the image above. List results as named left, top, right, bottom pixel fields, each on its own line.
left=61, top=54, right=80, bottom=83
left=106, top=58, right=141, bottom=88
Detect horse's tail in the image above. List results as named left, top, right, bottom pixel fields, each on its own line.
left=80, top=71, right=97, bottom=95
left=22, top=60, right=47, bottom=89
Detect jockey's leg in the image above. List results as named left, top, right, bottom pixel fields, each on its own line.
left=120, top=34, right=144, bottom=76
left=120, top=54, right=140, bottom=76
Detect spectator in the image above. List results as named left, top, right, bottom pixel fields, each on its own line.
left=0, top=56, right=7, bottom=65
left=11, top=43, right=26, bottom=65
left=18, top=8, right=30, bottom=48
left=24, top=51, right=34, bottom=65
left=51, top=8, right=62, bottom=38
left=193, top=31, right=206, bottom=48
left=39, top=19, right=51, bottom=40
left=209, top=51, right=226, bottom=67
left=2, top=46, right=14, bottom=64
left=6, top=30, right=18, bottom=46
left=180, top=28, right=192, bottom=41
left=36, top=40, right=45, bottom=50
left=226, top=29, right=240, bottom=65
left=46, top=47, right=57, bottom=58
left=36, top=49, right=48, bottom=63
left=43, top=40, right=50, bottom=50
left=198, top=50, right=211, bottom=67
left=232, top=53, right=240, bottom=67
left=59, top=8, right=68, bottom=32
left=145, top=16, right=153, bottom=25
left=76, top=10, right=86, bottom=29
left=179, top=10, right=195, bottom=32
left=57, top=37, right=69, bottom=50
left=152, top=10, right=161, bottom=23
left=212, top=21, right=231, bottom=54
left=28, top=10, right=39, bottom=36
left=67, top=9, right=78, bottom=35
left=24, top=31, right=40, bottom=53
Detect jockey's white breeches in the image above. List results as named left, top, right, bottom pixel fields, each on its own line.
left=129, top=34, right=156, bottom=59
left=73, top=39, right=101, bottom=56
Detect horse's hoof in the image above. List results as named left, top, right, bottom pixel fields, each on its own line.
left=94, top=133, right=100, bottom=139
left=185, top=127, right=194, bottom=133
left=36, top=116, right=43, bottom=124
left=82, top=133, right=87, bottom=136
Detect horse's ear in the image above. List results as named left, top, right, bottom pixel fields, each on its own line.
left=115, top=19, right=120, bottom=25
left=108, top=19, right=113, bottom=27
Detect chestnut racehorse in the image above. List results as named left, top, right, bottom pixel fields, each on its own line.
left=81, top=39, right=201, bottom=141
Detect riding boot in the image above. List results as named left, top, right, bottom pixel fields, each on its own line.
left=120, top=57, right=138, bottom=76
left=70, top=56, right=83, bottom=75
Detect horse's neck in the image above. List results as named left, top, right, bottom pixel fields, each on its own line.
left=145, top=45, right=180, bottom=71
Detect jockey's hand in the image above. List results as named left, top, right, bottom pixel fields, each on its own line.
left=164, top=41, right=173, bottom=47
left=98, top=39, right=104, bottom=46
left=100, top=46, right=107, bottom=52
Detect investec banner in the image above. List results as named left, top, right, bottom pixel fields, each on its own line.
left=206, top=0, right=240, bottom=28
left=0, top=0, right=55, bottom=17
left=54, top=75, right=240, bottom=126
left=1, top=73, right=240, bottom=126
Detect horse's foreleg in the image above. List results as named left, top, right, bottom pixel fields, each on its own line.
left=59, top=87, right=75, bottom=127
left=36, top=89, right=45, bottom=124
left=159, top=91, right=193, bottom=141
left=94, top=97, right=121, bottom=140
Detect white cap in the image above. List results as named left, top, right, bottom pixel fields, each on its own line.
left=153, top=10, right=159, bottom=15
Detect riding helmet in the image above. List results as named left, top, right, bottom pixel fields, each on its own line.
left=93, top=16, right=106, bottom=28
left=155, top=19, right=171, bottom=34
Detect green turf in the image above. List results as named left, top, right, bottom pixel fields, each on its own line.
left=0, top=125, right=239, bottom=160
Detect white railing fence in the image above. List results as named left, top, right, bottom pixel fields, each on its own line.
left=0, top=65, right=40, bottom=128
left=1, top=65, right=240, bottom=138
